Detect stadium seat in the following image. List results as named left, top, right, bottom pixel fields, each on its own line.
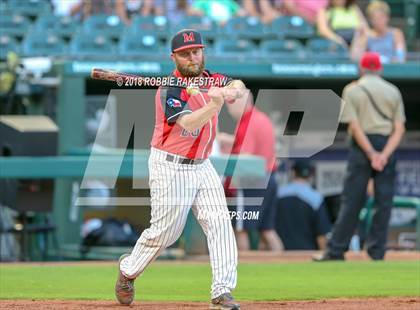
left=306, top=38, right=349, bottom=60
left=129, top=15, right=169, bottom=39
left=0, top=34, right=20, bottom=60
left=223, top=16, right=270, bottom=40
left=35, top=15, right=78, bottom=38
left=70, top=33, right=116, bottom=58
left=0, top=1, right=10, bottom=14
left=260, top=39, right=304, bottom=59
left=214, top=38, right=256, bottom=57
left=118, top=33, right=163, bottom=57
left=8, top=0, right=50, bottom=19
left=83, top=14, right=125, bottom=39
left=171, top=16, right=218, bottom=41
left=271, top=16, right=315, bottom=39
left=0, top=14, right=31, bottom=38
left=21, top=32, right=67, bottom=57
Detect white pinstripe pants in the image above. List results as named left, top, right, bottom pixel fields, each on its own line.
left=120, top=147, right=238, bottom=298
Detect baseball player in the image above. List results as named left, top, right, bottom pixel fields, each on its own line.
left=115, top=29, right=246, bottom=310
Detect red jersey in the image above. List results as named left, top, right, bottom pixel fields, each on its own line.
left=231, top=106, right=277, bottom=172
left=150, top=69, right=231, bottom=159
left=223, top=106, right=277, bottom=196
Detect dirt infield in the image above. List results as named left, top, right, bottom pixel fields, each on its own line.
left=1, top=297, right=419, bottom=310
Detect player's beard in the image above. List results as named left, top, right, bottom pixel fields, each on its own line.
left=176, top=55, right=205, bottom=77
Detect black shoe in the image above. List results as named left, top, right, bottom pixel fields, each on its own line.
left=312, top=252, right=345, bottom=262
left=368, top=253, right=384, bottom=261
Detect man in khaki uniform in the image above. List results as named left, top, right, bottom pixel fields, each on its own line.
left=314, top=52, right=405, bottom=261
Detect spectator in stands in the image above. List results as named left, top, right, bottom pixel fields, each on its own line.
left=351, top=0, right=406, bottom=63
left=317, top=0, right=368, bottom=47
left=155, top=0, right=196, bottom=26
left=313, top=52, right=406, bottom=261
left=190, top=0, right=246, bottom=25
left=115, top=0, right=158, bottom=25
left=275, top=160, right=331, bottom=250
left=218, top=91, right=283, bottom=251
left=242, top=0, right=280, bottom=24
left=81, top=0, right=114, bottom=20
left=0, top=52, right=19, bottom=114
left=51, top=0, right=83, bottom=18
left=282, top=0, right=328, bottom=24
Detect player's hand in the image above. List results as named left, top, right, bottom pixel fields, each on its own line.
left=222, top=88, right=242, bottom=104
left=223, top=80, right=247, bottom=104
left=225, top=80, right=246, bottom=90
left=208, top=87, right=225, bottom=107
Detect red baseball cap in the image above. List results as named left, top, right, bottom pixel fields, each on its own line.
left=360, top=52, right=383, bottom=71
left=171, top=29, right=205, bottom=53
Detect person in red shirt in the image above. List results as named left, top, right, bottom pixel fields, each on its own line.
left=219, top=93, right=283, bottom=251
left=115, top=29, right=246, bottom=310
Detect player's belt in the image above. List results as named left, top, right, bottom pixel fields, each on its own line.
left=166, top=154, right=205, bottom=165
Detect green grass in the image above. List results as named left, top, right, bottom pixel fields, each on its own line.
left=0, top=261, right=419, bottom=301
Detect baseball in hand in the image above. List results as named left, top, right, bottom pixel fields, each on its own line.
left=186, top=85, right=200, bottom=96
left=223, top=88, right=243, bottom=104
left=222, top=80, right=247, bottom=104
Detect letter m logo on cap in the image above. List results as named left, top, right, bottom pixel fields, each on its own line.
left=183, top=32, right=195, bottom=43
